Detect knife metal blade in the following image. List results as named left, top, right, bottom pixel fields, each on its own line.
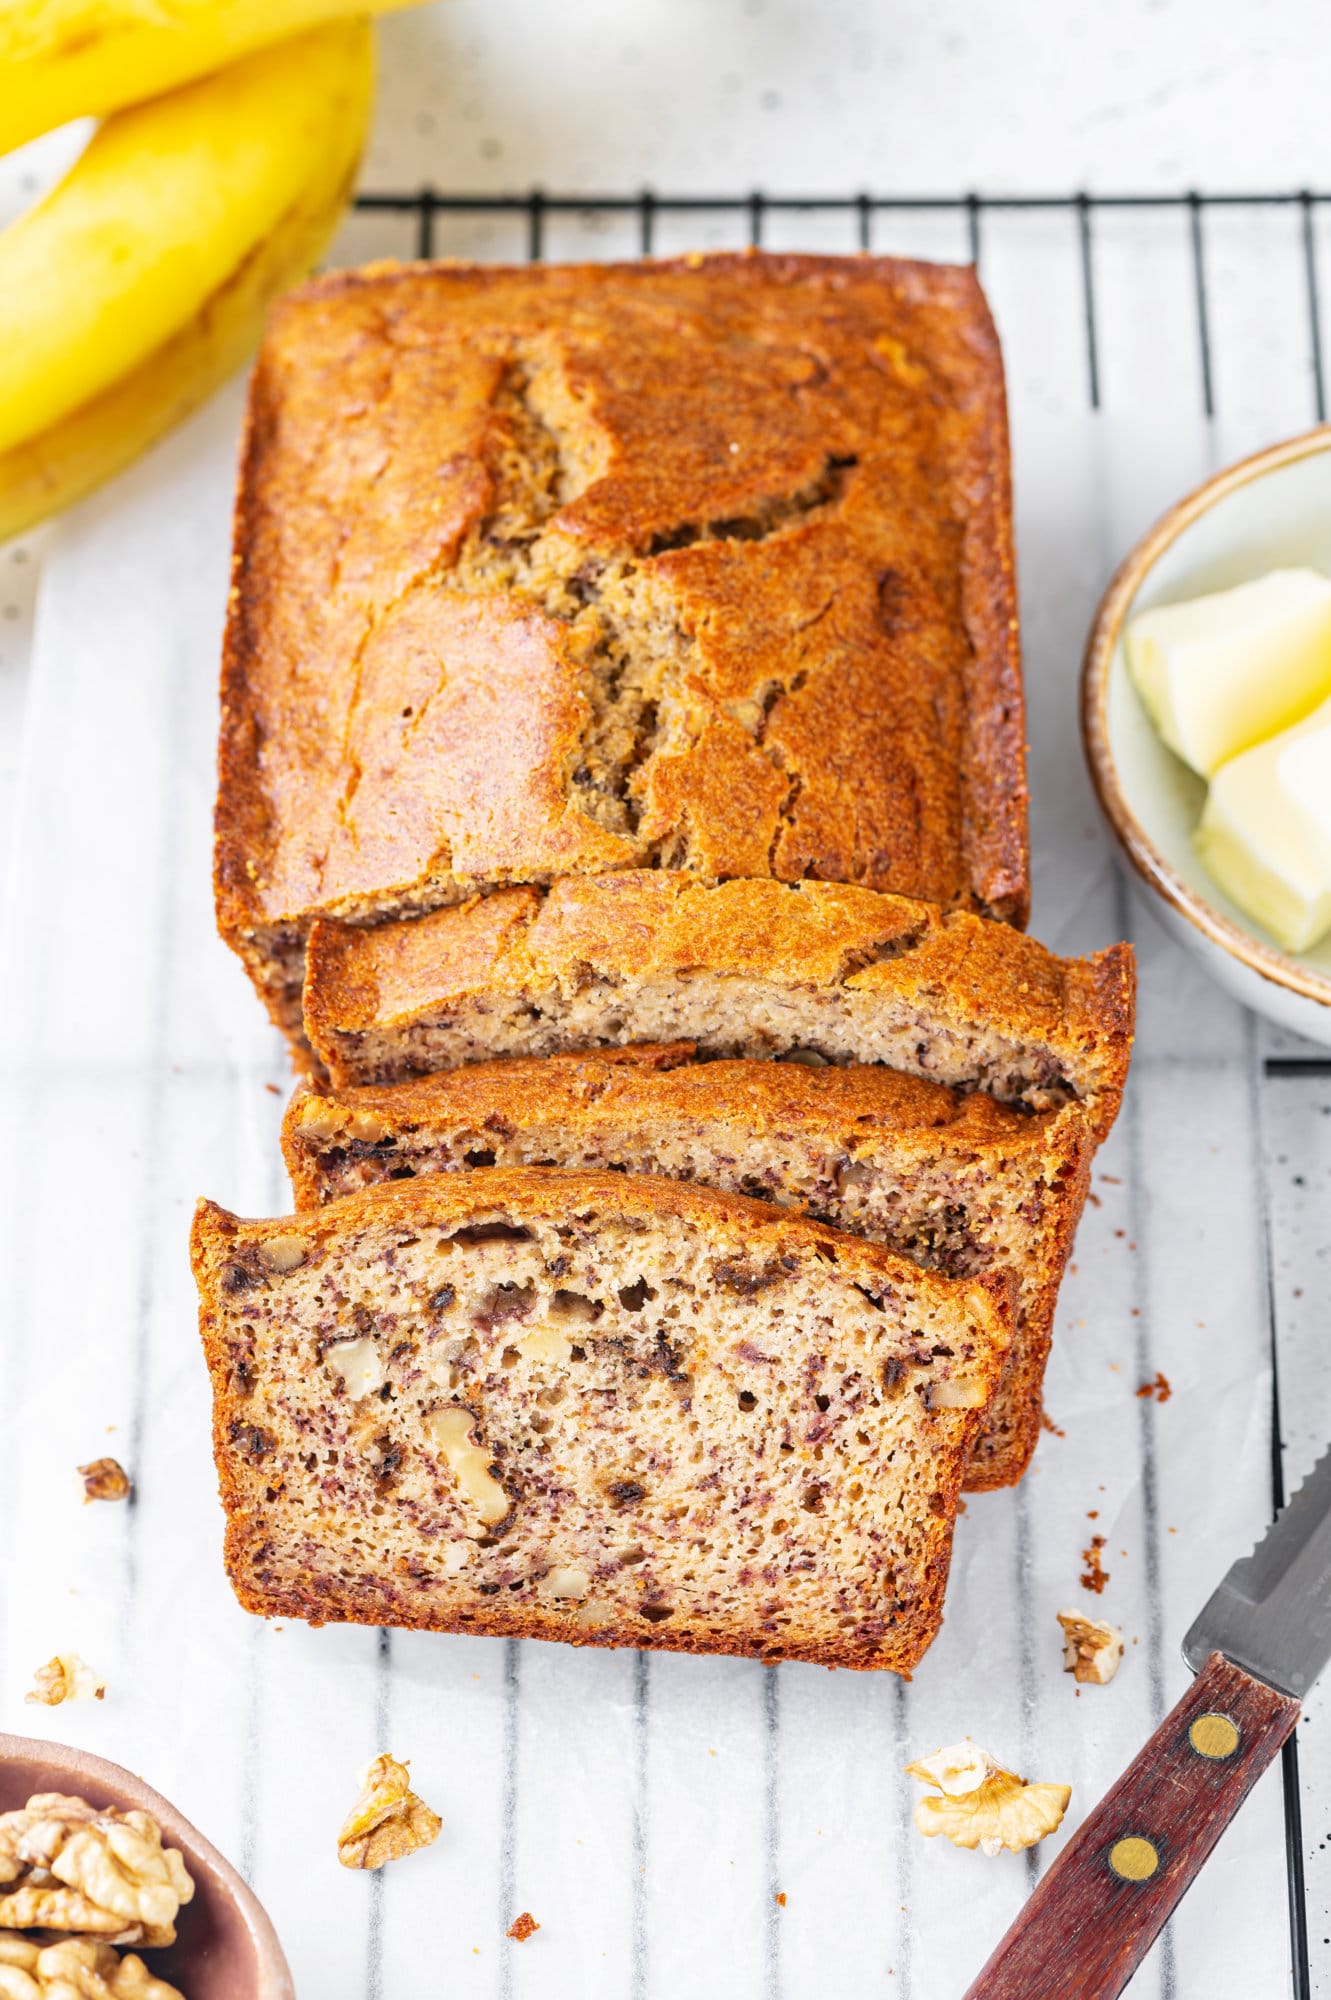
left=1183, top=1439, right=1331, bottom=1698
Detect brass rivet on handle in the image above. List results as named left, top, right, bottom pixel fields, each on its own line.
left=1108, top=1836, right=1159, bottom=1882
left=1189, top=1713, right=1240, bottom=1760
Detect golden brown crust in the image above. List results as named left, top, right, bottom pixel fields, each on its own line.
left=216, top=251, right=1026, bottom=1027
left=192, top=1170, right=1015, bottom=1672
left=302, top=872, right=1134, bottom=1139
left=280, top=1046, right=1095, bottom=1489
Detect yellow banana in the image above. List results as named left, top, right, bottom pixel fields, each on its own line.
left=0, top=18, right=372, bottom=540
left=1, top=0, right=414, bottom=154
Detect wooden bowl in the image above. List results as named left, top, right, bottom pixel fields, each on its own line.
left=0, top=1734, right=293, bottom=1999
left=1081, top=423, right=1331, bottom=1045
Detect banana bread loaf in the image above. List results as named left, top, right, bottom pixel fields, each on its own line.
left=282, top=1046, right=1094, bottom=1490
left=302, top=872, right=1134, bottom=1138
left=192, top=1168, right=1015, bottom=1672
left=215, top=251, right=1026, bottom=1031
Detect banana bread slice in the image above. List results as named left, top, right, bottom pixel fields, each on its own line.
left=303, top=873, right=1134, bottom=1138
left=216, top=250, right=1025, bottom=1032
left=192, top=1168, right=1015, bottom=1672
left=282, top=1046, right=1094, bottom=1491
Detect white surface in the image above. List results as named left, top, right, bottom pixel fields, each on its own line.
left=3, top=6, right=1331, bottom=1999
left=366, top=0, right=1331, bottom=197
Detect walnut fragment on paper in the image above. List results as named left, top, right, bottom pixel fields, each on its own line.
left=905, top=1740, right=1071, bottom=1856
left=78, top=1459, right=132, bottom=1505
left=1057, top=1608, right=1125, bottom=1685
left=25, top=1657, right=106, bottom=1708
left=337, top=1755, right=441, bottom=1871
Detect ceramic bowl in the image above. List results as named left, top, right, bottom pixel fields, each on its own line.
left=1082, top=424, right=1331, bottom=1045
left=0, top=1734, right=293, bottom=1999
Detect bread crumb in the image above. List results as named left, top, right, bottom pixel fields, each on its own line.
left=508, top=1913, right=540, bottom=1942
left=774, top=1892, right=787, bottom=1907
left=1080, top=1535, right=1109, bottom=1594
left=1135, top=1372, right=1171, bottom=1403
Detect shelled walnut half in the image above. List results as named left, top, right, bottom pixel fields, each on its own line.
left=0, top=1795, right=194, bottom=1949
left=0, top=1934, right=186, bottom=1998
left=905, top=1740, right=1071, bottom=1857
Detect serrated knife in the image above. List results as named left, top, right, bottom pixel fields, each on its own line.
left=964, top=1444, right=1331, bottom=1998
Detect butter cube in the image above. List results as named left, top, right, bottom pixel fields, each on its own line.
left=1196, top=693, right=1331, bottom=952
left=1126, top=568, right=1331, bottom=776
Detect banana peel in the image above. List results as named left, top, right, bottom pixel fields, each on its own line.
left=0, top=18, right=373, bottom=541
left=1, top=0, right=415, bottom=155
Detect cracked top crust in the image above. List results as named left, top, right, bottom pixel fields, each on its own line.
left=216, top=252, right=1027, bottom=1020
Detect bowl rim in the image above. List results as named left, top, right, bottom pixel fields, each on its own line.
left=0, top=1731, right=295, bottom=1999
left=1081, top=420, right=1331, bottom=1009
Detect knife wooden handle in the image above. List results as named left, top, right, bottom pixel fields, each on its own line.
left=962, top=1652, right=1299, bottom=2000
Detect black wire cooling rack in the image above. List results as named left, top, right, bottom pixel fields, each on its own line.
left=352, top=186, right=1331, bottom=427
left=347, top=183, right=1329, bottom=1998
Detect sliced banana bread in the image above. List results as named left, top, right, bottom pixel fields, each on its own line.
left=192, top=1168, right=1015, bottom=1672
left=303, top=873, right=1134, bottom=1138
left=282, top=1046, right=1094, bottom=1490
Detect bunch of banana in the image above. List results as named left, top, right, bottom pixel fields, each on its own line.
left=0, top=0, right=423, bottom=540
